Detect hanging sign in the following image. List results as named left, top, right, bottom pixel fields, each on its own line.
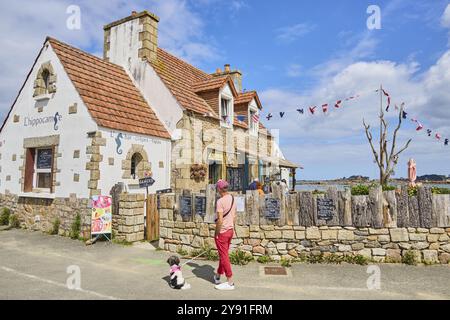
left=139, top=177, right=155, bottom=188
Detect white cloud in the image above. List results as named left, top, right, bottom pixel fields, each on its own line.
left=276, top=23, right=316, bottom=44
left=0, top=0, right=220, bottom=117
left=261, top=50, right=450, bottom=180
left=441, top=4, right=450, bottom=28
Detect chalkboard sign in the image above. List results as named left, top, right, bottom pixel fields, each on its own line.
left=37, top=149, right=52, bottom=169
left=317, top=198, right=335, bottom=221
left=194, top=195, right=207, bottom=216
left=264, top=197, right=281, bottom=220
left=226, top=167, right=244, bottom=191
left=180, top=196, right=192, bottom=217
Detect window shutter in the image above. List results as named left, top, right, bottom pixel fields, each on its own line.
left=24, top=148, right=35, bottom=192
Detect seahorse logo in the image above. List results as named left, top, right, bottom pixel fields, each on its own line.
left=115, top=133, right=123, bottom=155
left=53, top=112, right=61, bottom=130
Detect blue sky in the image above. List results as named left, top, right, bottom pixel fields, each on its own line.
left=1, top=0, right=450, bottom=180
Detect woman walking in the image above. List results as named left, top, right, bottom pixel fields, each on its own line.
left=213, top=179, right=237, bottom=290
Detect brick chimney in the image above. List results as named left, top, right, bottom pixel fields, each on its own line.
left=103, top=10, right=159, bottom=64
left=213, top=64, right=242, bottom=93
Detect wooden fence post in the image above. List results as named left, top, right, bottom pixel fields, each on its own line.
left=432, top=194, right=450, bottom=227
left=326, top=187, right=339, bottom=226
left=396, top=186, right=409, bottom=228
left=339, top=188, right=352, bottom=226
left=417, top=186, right=433, bottom=228
left=383, top=190, right=397, bottom=228
left=369, top=185, right=383, bottom=228
left=204, top=184, right=216, bottom=223
left=408, top=195, right=420, bottom=228
left=299, top=191, right=315, bottom=227
left=352, top=195, right=370, bottom=227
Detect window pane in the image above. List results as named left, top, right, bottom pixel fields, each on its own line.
left=37, top=173, right=52, bottom=189
left=36, top=149, right=53, bottom=169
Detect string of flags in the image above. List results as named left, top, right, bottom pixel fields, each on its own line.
left=263, top=86, right=448, bottom=147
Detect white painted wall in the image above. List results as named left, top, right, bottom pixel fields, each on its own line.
left=98, top=127, right=171, bottom=195
left=107, top=19, right=184, bottom=137
left=0, top=42, right=98, bottom=198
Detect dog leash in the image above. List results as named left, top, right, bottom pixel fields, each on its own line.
left=181, top=249, right=209, bottom=266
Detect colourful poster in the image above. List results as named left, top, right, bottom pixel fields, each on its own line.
left=90, top=195, right=112, bottom=235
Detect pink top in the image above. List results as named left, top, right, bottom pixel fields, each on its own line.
left=216, top=194, right=236, bottom=234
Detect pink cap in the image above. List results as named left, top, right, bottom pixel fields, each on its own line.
left=216, top=179, right=229, bottom=190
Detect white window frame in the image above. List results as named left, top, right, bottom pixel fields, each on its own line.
left=219, top=92, right=234, bottom=129
left=33, top=147, right=53, bottom=192
left=249, top=107, right=259, bottom=136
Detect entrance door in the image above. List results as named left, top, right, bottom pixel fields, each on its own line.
left=145, top=194, right=159, bottom=241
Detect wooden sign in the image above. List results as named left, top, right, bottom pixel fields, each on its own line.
left=264, top=197, right=281, bottom=220
left=180, top=196, right=193, bottom=217
left=194, top=195, right=207, bottom=216
left=317, top=198, right=335, bottom=221
left=36, top=149, right=52, bottom=169
left=139, top=177, right=155, bottom=188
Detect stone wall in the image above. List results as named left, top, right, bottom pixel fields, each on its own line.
left=0, top=192, right=91, bottom=238
left=157, top=192, right=450, bottom=264
left=113, top=193, right=145, bottom=242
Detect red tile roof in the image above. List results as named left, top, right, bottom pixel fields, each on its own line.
left=48, top=38, right=170, bottom=139
left=151, top=48, right=219, bottom=118
left=235, top=91, right=262, bottom=109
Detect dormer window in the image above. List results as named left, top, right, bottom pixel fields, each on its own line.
left=220, top=97, right=233, bottom=128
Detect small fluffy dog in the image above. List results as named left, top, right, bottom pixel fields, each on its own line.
left=166, top=256, right=191, bottom=290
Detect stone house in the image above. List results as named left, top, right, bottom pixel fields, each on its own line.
left=0, top=9, right=298, bottom=234
left=103, top=10, right=298, bottom=193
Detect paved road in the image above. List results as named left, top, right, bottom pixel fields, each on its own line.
left=0, top=229, right=449, bottom=300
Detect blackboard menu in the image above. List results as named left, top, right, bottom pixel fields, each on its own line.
left=264, top=198, right=281, bottom=220
left=180, top=196, right=192, bottom=216
left=194, top=196, right=207, bottom=216
left=226, top=167, right=244, bottom=191
left=37, top=149, right=53, bottom=169
left=317, top=198, right=335, bottom=221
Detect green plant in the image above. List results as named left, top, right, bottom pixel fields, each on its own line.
left=351, top=184, right=370, bottom=196
left=323, top=253, right=344, bottom=264
left=431, top=187, right=450, bottom=195
left=190, top=244, right=219, bottom=261
left=176, top=247, right=189, bottom=257
left=112, top=238, right=133, bottom=246
left=402, top=250, right=417, bottom=265
left=280, top=257, right=292, bottom=267
left=8, top=214, right=20, bottom=228
left=50, top=218, right=61, bottom=235
left=256, top=255, right=272, bottom=264
left=408, top=186, right=418, bottom=196
left=343, top=254, right=369, bottom=265
left=230, top=249, right=253, bottom=265
left=0, top=208, right=11, bottom=226
left=312, top=189, right=325, bottom=195
left=69, top=213, right=81, bottom=240
left=382, top=185, right=396, bottom=191
left=307, top=253, right=324, bottom=264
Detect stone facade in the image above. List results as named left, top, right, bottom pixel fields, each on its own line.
left=85, top=131, right=105, bottom=197
left=0, top=192, right=91, bottom=238
left=157, top=193, right=450, bottom=264
left=171, top=111, right=275, bottom=192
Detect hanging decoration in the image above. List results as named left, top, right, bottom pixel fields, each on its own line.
left=260, top=85, right=448, bottom=147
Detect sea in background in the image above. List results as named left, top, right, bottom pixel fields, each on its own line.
left=295, top=183, right=450, bottom=192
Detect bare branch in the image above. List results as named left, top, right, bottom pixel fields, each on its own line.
left=363, top=119, right=381, bottom=168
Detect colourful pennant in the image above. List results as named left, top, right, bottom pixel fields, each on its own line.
left=322, top=104, right=328, bottom=113
left=309, top=106, right=317, bottom=115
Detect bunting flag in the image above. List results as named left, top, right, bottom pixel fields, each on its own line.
left=260, top=86, right=448, bottom=148
left=237, top=115, right=246, bottom=122
left=402, top=111, right=408, bottom=119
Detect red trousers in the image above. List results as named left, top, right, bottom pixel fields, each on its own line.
left=215, top=229, right=234, bottom=278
